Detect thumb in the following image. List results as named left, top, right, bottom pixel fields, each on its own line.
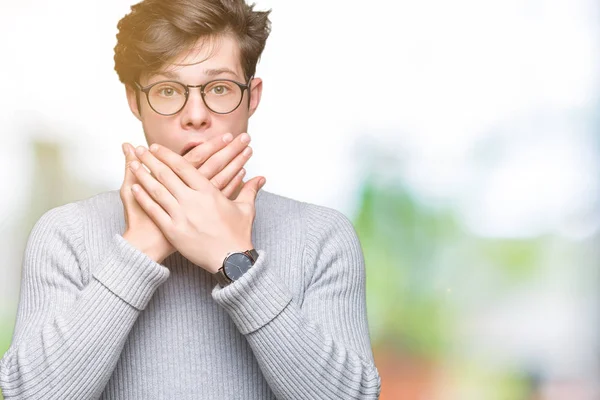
left=235, top=176, right=265, bottom=205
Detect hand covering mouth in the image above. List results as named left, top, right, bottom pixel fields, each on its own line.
left=180, top=142, right=204, bottom=156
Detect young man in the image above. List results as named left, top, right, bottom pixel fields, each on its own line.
left=0, top=0, right=381, bottom=399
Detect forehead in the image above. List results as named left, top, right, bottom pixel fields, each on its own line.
left=146, top=35, right=244, bottom=82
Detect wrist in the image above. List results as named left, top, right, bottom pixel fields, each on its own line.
left=123, top=231, right=165, bottom=264
left=211, top=243, right=255, bottom=275
left=214, top=247, right=258, bottom=287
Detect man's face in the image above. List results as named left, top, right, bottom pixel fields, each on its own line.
left=126, top=34, right=263, bottom=156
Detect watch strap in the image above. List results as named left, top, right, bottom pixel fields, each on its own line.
left=247, top=249, right=259, bottom=262
left=215, top=268, right=231, bottom=286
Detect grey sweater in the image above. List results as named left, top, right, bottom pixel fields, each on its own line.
left=0, top=188, right=380, bottom=399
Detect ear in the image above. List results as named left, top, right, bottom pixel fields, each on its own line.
left=247, top=77, right=262, bottom=118
left=125, top=84, right=142, bottom=121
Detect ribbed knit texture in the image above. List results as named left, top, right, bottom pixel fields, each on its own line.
left=0, top=188, right=381, bottom=399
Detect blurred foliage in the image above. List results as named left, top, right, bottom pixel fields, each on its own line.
left=354, top=179, right=458, bottom=358
left=0, top=325, right=10, bottom=358
left=475, top=238, right=546, bottom=282
left=437, top=358, right=535, bottom=400
left=352, top=171, right=560, bottom=398
left=354, top=177, right=546, bottom=359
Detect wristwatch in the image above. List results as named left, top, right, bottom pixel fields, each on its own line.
left=214, top=249, right=259, bottom=287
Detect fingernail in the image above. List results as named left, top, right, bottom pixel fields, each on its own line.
left=223, top=133, right=233, bottom=143
left=135, top=146, right=146, bottom=156
left=241, top=133, right=251, bottom=144
left=259, top=178, right=266, bottom=188
left=124, top=144, right=134, bottom=156
left=122, top=143, right=127, bottom=156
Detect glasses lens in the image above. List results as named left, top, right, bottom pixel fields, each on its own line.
left=203, top=80, right=243, bottom=113
left=147, top=81, right=187, bottom=115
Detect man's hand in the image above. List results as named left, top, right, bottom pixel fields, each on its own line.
left=127, top=142, right=265, bottom=274
left=182, top=132, right=254, bottom=200
left=120, top=133, right=255, bottom=264
left=121, top=142, right=175, bottom=263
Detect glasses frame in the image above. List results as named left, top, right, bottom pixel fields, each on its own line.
left=134, top=76, right=253, bottom=116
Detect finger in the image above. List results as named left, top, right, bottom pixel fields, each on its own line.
left=121, top=143, right=133, bottom=225
left=209, top=146, right=252, bottom=190
left=129, top=156, right=183, bottom=219
left=235, top=176, right=266, bottom=206
left=122, top=143, right=139, bottom=198
left=123, top=143, right=133, bottom=179
left=135, top=145, right=195, bottom=199
left=130, top=183, right=174, bottom=237
left=123, top=142, right=149, bottom=226
left=198, top=133, right=251, bottom=179
left=183, top=132, right=235, bottom=168
left=220, top=168, right=246, bottom=199
left=144, top=144, right=213, bottom=193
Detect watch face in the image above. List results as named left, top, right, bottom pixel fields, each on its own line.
left=223, top=253, right=253, bottom=281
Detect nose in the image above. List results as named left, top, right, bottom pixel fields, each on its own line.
left=180, top=87, right=211, bottom=130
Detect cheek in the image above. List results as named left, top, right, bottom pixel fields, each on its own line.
left=223, top=109, right=249, bottom=132
left=141, top=115, right=179, bottom=145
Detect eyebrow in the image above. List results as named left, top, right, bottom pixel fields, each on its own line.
left=156, top=68, right=240, bottom=81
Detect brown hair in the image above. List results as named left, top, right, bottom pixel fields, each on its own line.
left=113, top=0, right=272, bottom=87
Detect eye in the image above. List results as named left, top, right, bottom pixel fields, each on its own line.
left=210, top=85, right=229, bottom=95
left=158, top=86, right=179, bottom=97
left=152, top=83, right=184, bottom=98
left=205, top=81, right=236, bottom=96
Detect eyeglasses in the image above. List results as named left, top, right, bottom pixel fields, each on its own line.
left=134, top=76, right=253, bottom=116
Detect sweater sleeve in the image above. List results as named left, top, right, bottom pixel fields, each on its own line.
left=211, top=204, right=381, bottom=399
left=0, top=203, right=170, bottom=400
